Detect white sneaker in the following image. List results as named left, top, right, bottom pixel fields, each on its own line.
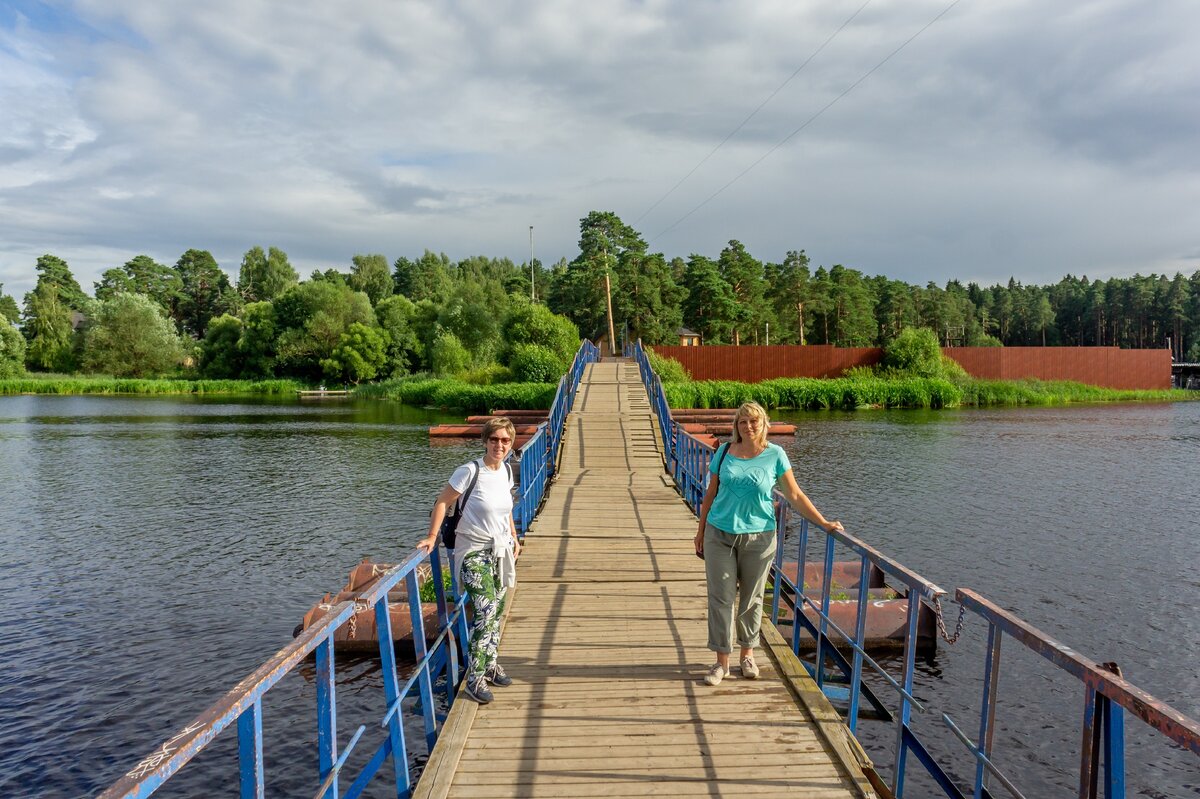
left=703, top=663, right=728, bottom=686
left=740, top=655, right=760, bottom=679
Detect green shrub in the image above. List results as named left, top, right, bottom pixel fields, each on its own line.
left=882, top=327, right=944, bottom=378
left=0, top=324, right=25, bottom=379
left=459, top=365, right=513, bottom=385
left=508, top=343, right=567, bottom=383
left=431, top=332, right=470, bottom=376
left=646, top=348, right=691, bottom=382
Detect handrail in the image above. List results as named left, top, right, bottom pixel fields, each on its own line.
left=514, top=339, right=599, bottom=536
left=626, top=337, right=1199, bottom=799
left=98, top=339, right=600, bottom=799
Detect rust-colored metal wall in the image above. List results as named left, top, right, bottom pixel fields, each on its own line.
left=651, top=345, right=1171, bottom=389
left=943, top=347, right=1171, bottom=390
left=652, top=345, right=881, bottom=381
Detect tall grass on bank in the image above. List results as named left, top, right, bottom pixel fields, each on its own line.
left=0, top=375, right=301, bottom=396
left=355, top=378, right=557, bottom=411
left=661, top=376, right=1192, bottom=410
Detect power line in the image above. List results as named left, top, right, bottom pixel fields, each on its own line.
left=632, top=0, right=874, bottom=227
left=648, top=0, right=964, bottom=246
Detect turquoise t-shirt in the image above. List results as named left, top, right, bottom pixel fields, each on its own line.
left=707, top=442, right=792, bottom=534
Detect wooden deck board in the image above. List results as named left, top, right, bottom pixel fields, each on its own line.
left=415, top=360, right=876, bottom=799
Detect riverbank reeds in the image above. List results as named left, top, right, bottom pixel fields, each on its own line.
left=355, top=378, right=557, bottom=411
left=0, top=375, right=302, bottom=396
left=660, top=375, right=1191, bottom=410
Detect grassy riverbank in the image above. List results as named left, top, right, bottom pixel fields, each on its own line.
left=354, top=378, right=557, bottom=411
left=0, top=374, right=302, bottom=396
left=660, top=375, right=1192, bottom=410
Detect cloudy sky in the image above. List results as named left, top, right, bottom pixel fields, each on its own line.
left=2, top=0, right=1199, bottom=300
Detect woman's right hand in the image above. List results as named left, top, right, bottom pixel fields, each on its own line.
left=416, top=535, right=437, bottom=554
left=694, top=529, right=704, bottom=557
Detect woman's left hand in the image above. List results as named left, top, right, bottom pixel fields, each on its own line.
left=823, top=520, right=844, bottom=534
left=513, top=536, right=522, bottom=558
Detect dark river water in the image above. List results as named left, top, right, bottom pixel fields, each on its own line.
left=1, top=396, right=1197, bottom=797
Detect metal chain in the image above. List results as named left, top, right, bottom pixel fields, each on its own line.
left=933, top=594, right=968, bottom=645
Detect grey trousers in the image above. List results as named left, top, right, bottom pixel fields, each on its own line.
left=704, top=523, right=776, bottom=653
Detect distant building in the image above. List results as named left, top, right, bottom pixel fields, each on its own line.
left=678, top=327, right=701, bottom=346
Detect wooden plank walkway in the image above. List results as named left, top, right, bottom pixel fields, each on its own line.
left=417, top=359, right=878, bottom=799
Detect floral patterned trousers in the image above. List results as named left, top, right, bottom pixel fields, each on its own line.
left=461, top=549, right=508, bottom=686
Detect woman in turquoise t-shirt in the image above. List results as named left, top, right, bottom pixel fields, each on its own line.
left=694, top=401, right=843, bottom=686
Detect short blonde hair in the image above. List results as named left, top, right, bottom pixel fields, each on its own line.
left=481, top=416, right=516, bottom=444
left=731, top=401, right=769, bottom=448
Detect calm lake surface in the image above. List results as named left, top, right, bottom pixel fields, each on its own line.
left=1, top=395, right=1197, bottom=797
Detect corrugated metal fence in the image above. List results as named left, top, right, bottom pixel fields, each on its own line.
left=651, top=345, right=1171, bottom=390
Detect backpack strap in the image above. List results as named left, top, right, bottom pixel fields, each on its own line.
left=713, top=443, right=730, bottom=479
left=456, top=459, right=482, bottom=514
left=505, top=460, right=514, bottom=489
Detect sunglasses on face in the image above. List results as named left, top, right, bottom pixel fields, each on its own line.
left=488, top=436, right=512, bottom=444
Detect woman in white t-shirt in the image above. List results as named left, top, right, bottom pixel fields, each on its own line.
left=418, top=417, right=521, bottom=704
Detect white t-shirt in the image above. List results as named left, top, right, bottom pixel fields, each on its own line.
left=448, top=459, right=514, bottom=544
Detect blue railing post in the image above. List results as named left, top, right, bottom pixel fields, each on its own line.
left=237, top=700, right=264, bottom=799
left=848, top=554, right=871, bottom=735
left=406, top=571, right=438, bottom=752
left=815, top=535, right=836, bottom=690
left=792, top=519, right=809, bottom=658
left=893, top=591, right=924, bottom=798
left=1104, top=694, right=1125, bottom=798
left=374, top=595, right=411, bottom=798
left=315, top=635, right=338, bottom=799
left=974, top=623, right=1001, bottom=799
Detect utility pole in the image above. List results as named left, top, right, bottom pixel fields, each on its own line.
left=766, top=322, right=769, bottom=346
left=529, top=226, right=535, bottom=301
left=603, top=246, right=617, bottom=357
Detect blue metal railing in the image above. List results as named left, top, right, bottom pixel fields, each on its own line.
left=99, top=340, right=599, bottom=799
left=99, top=548, right=462, bottom=799
left=627, top=338, right=1200, bottom=799
left=514, top=339, right=599, bottom=536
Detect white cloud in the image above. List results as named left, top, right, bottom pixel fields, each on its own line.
left=1, top=0, right=1199, bottom=300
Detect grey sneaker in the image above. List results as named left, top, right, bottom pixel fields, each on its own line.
left=463, top=678, right=494, bottom=704
left=703, top=663, right=728, bottom=686
left=487, top=663, right=512, bottom=687
left=740, top=655, right=760, bottom=679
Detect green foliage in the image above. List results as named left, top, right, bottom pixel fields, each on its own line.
left=976, top=334, right=1003, bottom=347
left=175, top=249, right=238, bottom=338
left=0, top=376, right=300, bottom=396
left=418, top=568, right=454, bottom=602
left=882, top=327, right=944, bottom=377
left=82, top=293, right=186, bottom=377
left=21, top=282, right=76, bottom=372
left=238, top=302, right=278, bottom=379
left=238, top=246, right=298, bottom=302
left=274, top=281, right=376, bottom=378
left=508, top=344, right=566, bottom=383
left=0, top=322, right=26, bottom=378
left=199, top=314, right=244, bottom=378
left=431, top=332, right=470, bottom=376
left=32, top=254, right=88, bottom=310
left=646, top=348, right=690, bottom=382
left=359, top=378, right=557, bottom=411
left=500, top=299, right=580, bottom=363
left=0, top=283, right=20, bottom=323
left=321, top=322, right=389, bottom=384
left=459, top=365, right=513, bottom=385
left=374, top=294, right=420, bottom=378
left=349, top=253, right=394, bottom=305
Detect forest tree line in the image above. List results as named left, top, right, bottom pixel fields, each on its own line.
left=3, top=210, right=1199, bottom=381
